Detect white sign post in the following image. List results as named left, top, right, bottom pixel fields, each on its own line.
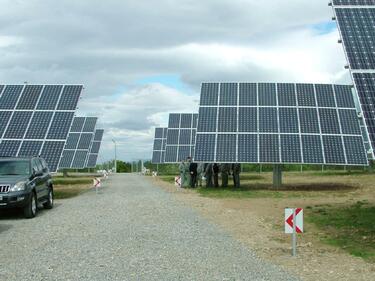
left=93, top=178, right=101, bottom=194
left=285, top=208, right=303, bottom=257
left=174, top=176, right=181, bottom=188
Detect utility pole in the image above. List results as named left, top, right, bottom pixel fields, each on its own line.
left=112, top=139, right=117, bottom=173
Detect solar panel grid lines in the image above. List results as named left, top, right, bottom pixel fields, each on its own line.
left=194, top=82, right=368, bottom=166
left=86, top=129, right=104, bottom=168
left=332, top=0, right=375, bottom=5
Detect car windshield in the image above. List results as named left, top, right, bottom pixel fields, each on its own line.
left=0, top=160, right=30, bottom=176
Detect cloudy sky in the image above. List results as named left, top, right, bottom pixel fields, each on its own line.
left=0, top=0, right=350, bottom=162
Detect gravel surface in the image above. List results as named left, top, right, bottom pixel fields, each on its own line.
left=0, top=174, right=299, bottom=281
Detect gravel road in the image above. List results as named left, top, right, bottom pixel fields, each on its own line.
left=0, top=174, right=299, bottom=281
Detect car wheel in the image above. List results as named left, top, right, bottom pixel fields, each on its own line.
left=24, top=192, right=37, bottom=219
left=43, top=187, right=54, bottom=209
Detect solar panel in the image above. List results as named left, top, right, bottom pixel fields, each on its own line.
left=86, top=129, right=104, bottom=168
left=194, top=82, right=367, bottom=165
left=332, top=2, right=375, bottom=158
left=151, top=127, right=168, bottom=164
left=164, top=113, right=198, bottom=163
left=58, top=117, right=98, bottom=169
left=0, top=84, right=83, bottom=172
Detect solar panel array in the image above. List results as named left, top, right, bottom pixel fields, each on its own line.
left=152, top=128, right=168, bottom=164
left=194, top=82, right=368, bottom=165
left=86, top=129, right=104, bottom=168
left=164, top=113, right=198, bottom=163
left=59, top=117, right=98, bottom=169
left=332, top=1, right=375, bottom=158
left=0, top=84, right=82, bottom=172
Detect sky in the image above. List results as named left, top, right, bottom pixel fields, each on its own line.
left=0, top=0, right=351, bottom=162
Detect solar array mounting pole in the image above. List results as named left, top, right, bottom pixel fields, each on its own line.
left=292, top=208, right=297, bottom=257
left=112, top=139, right=117, bottom=174
left=273, top=165, right=282, bottom=188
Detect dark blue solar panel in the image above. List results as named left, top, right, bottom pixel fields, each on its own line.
left=163, top=128, right=168, bottom=138
left=82, top=117, right=97, bottom=132
left=0, top=85, right=4, bottom=94
left=87, top=154, right=99, bottom=168
left=238, top=107, right=257, bottom=132
left=302, top=135, right=324, bottom=164
left=59, top=150, right=75, bottom=168
left=344, top=136, right=368, bottom=165
left=259, top=108, right=278, bottom=133
left=0, top=140, right=21, bottom=157
left=333, top=0, right=375, bottom=5
left=238, top=134, right=257, bottom=162
left=70, top=117, right=85, bottom=132
left=168, top=114, right=180, bottom=128
left=334, top=85, right=355, bottom=108
left=65, top=133, right=80, bottom=149
left=152, top=150, right=161, bottom=164
left=177, top=146, right=191, bottom=161
left=239, top=83, right=257, bottom=106
left=218, top=107, right=237, bottom=132
left=16, top=85, right=43, bottom=110
left=57, top=85, right=82, bottom=110
left=155, top=128, right=163, bottom=138
left=279, top=108, right=298, bottom=133
left=323, top=136, right=346, bottom=164
left=194, top=134, right=215, bottom=162
left=0, top=111, right=12, bottom=138
left=71, top=150, right=88, bottom=168
left=339, top=109, right=362, bottom=135
left=277, top=83, right=296, bottom=106
left=167, top=129, right=179, bottom=145
left=4, top=111, right=32, bottom=139
left=40, top=141, right=65, bottom=172
left=25, top=111, right=53, bottom=139
left=179, top=129, right=191, bottom=145
left=198, top=107, right=217, bottom=132
left=36, top=85, right=63, bottom=110
left=162, top=140, right=167, bottom=150
left=192, top=130, right=196, bottom=145
left=18, top=141, right=43, bottom=157
left=94, top=129, right=104, bottom=141
left=216, top=134, right=236, bottom=162
left=0, top=85, right=24, bottom=109
left=259, top=83, right=276, bottom=106
left=299, top=108, right=320, bottom=134
left=335, top=8, right=375, bottom=70
left=165, top=146, right=178, bottom=162
left=259, top=134, right=279, bottom=163
left=296, top=84, right=316, bottom=106
left=192, top=114, right=198, bottom=129
left=316, top=84, right=336, bottom=107
left=90, top=142, right=101, bottom=153
left=319, top=108, right=340, bottom=134
left=180, top=114, right=192, bottom=128
left=153, top=139, right=162, bottom=150
left=281, top=135, right=301, bottom=163
left=77, top=133, right=93, bottom=149
left=200, top=83, right=219, bottom=106
left=219, top=83, right=237, bottom=106
left=47, top=112, right=74, bottom=139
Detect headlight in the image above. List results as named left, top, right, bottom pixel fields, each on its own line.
left=10, top=181, right=26, bottom=192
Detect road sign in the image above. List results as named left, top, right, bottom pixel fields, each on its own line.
left=285, top=208, right=303, bottom=234
left=175, top=176, right=181, bottom=187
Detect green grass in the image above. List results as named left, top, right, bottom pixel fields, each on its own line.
left=54, top=188, right=88, bottom=199
left=308, top=201, right=375, bottom=262
left=159, top=175, right=176, bottom=184
left=52, top=177, right=93, bottom=185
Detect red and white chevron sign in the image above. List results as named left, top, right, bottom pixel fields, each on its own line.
left=285, top=208, right=303, bottom=234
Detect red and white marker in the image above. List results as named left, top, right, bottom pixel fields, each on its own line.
left=285, top=208, right=303, bottom=257
left=175, top=176, right=181, bottom=187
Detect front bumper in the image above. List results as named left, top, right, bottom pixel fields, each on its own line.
left=0, top=191, right=32, bottom=209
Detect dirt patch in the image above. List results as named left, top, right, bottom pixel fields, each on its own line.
left=150, top=175, right=375, bottom=281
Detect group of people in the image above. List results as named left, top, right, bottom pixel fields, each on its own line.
left=178, top=157, right=241, bottom=188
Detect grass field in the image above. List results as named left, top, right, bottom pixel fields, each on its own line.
left=158, top=170, right=375, bottom=262
left=53, top=176, right=94, bottom=199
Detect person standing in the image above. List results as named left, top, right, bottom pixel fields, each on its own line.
left=178, top=160, right=185, bottom=188
left=205, top=163, right=213, bottom=187
left=220, top=163, right=230, bottom=188
left=189, top=160, right=198, bottom=188
left=213, top=163, right=219, bottom=187
left=197, top=163, right=204, bottom=187
left=232, top=163, right=241, bottom=188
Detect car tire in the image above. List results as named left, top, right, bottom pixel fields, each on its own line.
left=43, top=187, right=54, bottom=209
left=24, top=192, right=37, bottom=219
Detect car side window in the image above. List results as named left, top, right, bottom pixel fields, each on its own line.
left=31, top=159, right=39, bottom=174
left=36, top=159, right=43, bottom=173
left=40, top=159, right=49, bottom=173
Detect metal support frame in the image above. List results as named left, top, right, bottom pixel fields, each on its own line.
left=273, top=165, right=282, bottom=188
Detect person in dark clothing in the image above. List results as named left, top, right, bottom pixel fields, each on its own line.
left=189, top=161, right=198, bottom=188
left=213, top=163, right=219, bottom=187
left=232, top=163, right=241, bottom=188
left=205, top=163, right=213, bottom=187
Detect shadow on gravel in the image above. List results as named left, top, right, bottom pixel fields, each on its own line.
left=0, top=224, right=12, bottom=233
left=0, top=203, right=62, bottom=220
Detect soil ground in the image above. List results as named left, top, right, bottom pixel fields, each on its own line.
left=150, top=171, right=375, bottom=281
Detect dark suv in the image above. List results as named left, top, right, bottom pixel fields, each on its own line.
left=0, top=157, right=54, bottom=218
